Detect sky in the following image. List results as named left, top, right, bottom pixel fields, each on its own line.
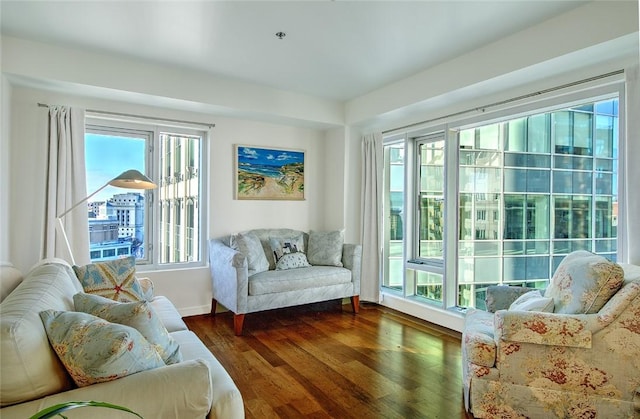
left=85, top=133, right=146, bottom=202
left=237, top=146, right=304, bottom=167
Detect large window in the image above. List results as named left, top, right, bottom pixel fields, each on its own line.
left=382, top=93, right=620, bottom=311
left=85, top=120, right=206, bottom=267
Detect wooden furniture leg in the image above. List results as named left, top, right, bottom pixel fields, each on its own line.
left=234, top=314, right=245, bottom=336
left=350, top=295, right=360, bottom=314
left=211, top=298, right=217, bottom=315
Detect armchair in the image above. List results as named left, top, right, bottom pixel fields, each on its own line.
left=462, top=251, right=640, bottom=418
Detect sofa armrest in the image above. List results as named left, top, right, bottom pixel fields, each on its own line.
left=485, top=285, right=533, bottom=312
left=208, top=239, right=249, bottom=314
left=495, top=309, right=592, bottom=348
left=0, top=360, right=213, bottom=419
left=342, top=244, right=362, bottom=295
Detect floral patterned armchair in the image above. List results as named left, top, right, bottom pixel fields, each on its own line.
left=462, top=251, right=640, bottom=418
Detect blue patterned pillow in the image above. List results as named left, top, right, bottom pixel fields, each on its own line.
left=73, top=256, right=144, bottom=302
left=275, top=252, right=312, bottom=270
left=307, top=230, right=344, bottom=267
left=39, top=310, right=165, bottom=387
left=73, top=293, right=182, bottom=364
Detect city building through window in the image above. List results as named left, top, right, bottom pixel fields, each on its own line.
left=383, top=91, right=620, bottom=311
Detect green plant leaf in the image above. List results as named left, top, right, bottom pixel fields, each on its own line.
left=30, top=401, right=143, bottom=419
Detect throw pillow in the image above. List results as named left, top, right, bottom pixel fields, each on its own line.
left=508, top=290, right=554, bottom=312
left=275, top=252, right=312, bottom=270
left=544, top=250, right=624, bottom=314
left=39, top=310, right=165, bottom=387
left=269, top=234, right=306, bottom=263
left=73, top=256, right=144, bottom=302
left=73, top=293, right=182, bottom=365
left=307, top=230, right=344, bottom=267
left=230, top=231, right=269, bottom=274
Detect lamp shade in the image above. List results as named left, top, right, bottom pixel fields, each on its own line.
left=108, top=170, right=157, bottom=189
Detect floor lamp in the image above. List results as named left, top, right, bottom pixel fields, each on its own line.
left=56, top=169, right=157, bottom=265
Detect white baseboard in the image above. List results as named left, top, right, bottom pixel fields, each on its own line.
left=178, top=305, right=211, bottom=318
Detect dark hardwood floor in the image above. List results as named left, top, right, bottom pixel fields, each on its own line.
left=184, top=301, right=471, bottom=419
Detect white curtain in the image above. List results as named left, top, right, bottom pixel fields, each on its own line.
left=360, top=132, right=383, bottom=302
left=624, top=64, right=640, bottom=264
left=43, top=106, right=90, bottom=265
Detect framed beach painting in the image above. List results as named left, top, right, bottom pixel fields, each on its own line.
left=235, top=145, right=305, bottom=200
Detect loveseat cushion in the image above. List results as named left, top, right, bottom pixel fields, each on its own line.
left=74, top=293, right=182, bottom=364
left=248, top=266, right=351, bottom=296
left=544, top=250, right=624, bottom=314
left=40, top=310, right=165, bottom=387
left=462, top=309, right=496, bottom=368
left=0, top=261, right=79, bottom=407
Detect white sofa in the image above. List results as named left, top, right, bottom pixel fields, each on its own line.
left=208, top=228, right=362, bottom=335
left=0, top=259, right=244, bottom=418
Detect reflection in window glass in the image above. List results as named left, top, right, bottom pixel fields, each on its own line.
left=457, top=99, right=617, bottom=308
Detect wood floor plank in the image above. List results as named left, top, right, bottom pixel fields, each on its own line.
left=184, top=301, right=469, bottom=418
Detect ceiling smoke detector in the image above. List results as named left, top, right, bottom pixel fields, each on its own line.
left=275, top=32, right=286, bottom=40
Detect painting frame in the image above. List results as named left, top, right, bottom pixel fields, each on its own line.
left=235, top=144, right=305, bottom=201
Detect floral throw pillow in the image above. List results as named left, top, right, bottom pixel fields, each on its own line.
left=73, top=293, right=182, bottom=364
left=307, top=230, right=344, bottom=267
left=73, top=256, right=144, bottom=302
left=40, top=310, right=164, bottom=387
left=544, top=250, right=624, bottom=314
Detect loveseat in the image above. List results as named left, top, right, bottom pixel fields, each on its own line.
left=0, top=259, right=244, bottom=418
left=462, top=251, right=640, bottom=418
left=208, top=228, right=361, bottom=335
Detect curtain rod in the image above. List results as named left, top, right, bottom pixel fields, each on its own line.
left=382, top=69, right=624, bottom=134
left=37, top=103, right=215, bottom=129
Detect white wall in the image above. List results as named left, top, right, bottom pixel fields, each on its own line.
left=8, top=86, right=336, bottom=315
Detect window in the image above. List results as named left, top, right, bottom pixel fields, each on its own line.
left=382, top=90, right=621, bottom=312
left=85, top=120, right=207, bottom=268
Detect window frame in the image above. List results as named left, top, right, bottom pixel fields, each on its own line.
left=85, top=116, right=209, bottom=271
left=382, top=79, right=626, bottom=311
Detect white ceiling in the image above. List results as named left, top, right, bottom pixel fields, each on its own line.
left=1, top=1, right=590, bottom=102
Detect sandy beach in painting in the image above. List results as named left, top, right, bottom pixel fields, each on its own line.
left=237, top=163, right=304, bottom=200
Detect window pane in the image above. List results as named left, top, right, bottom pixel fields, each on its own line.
left=415, top=270, right=443, bottom=302
left=159, top=133, right=202, bottom=264
left=418, top=140, right=445, bottom=259
left=85, top=131, right=148, bottom=263
left=458, top=98, right=618, bottom=308
left=527, top=113, right=550, bottom=153
left=383, top=143, right=405, bottom=291
left=505, top=118, right=526, bottom=152
left=595, top=115, right=614, bottom=158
